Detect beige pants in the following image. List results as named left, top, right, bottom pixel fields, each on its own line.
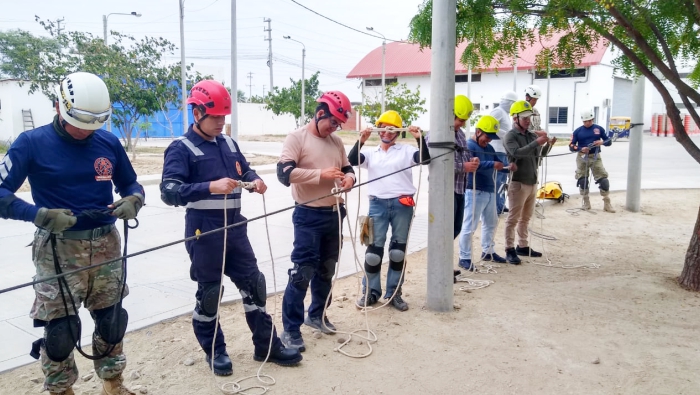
left=504, top=181, right=537, bottom=249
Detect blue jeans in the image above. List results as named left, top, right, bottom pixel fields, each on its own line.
left=453, top=192, right=465, bottom=239
left=282, top=205, right=345, bottom=333
left=458, top=190, right=498, bottom=259
left=363, top=196, right=414, bottom=298
left=495, top=153, right=509, bottom=214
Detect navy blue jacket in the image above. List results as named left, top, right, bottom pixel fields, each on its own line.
left=0, top=122, right=143, bottom=230
left=466, top=139, right=506, bottom=193
left=161, top=126, right=260, bottom=212
left=570, top=124, right=612, bottom=154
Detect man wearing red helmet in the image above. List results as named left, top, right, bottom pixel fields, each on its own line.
left=276, top=91, right=356, bottom=352
left=161, top=80, right=302, bottom=376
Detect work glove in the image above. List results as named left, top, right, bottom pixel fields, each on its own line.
left=358, top=215, right=373, bottom=246
left=110, top=193, right=144, bottom=220
left=33, top=208, right=77, bottom=234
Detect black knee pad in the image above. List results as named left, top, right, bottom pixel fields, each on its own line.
left=247, top=271, right=267, bottom=307
left=364, top=245, right=384, bottom=274
left=290, top=265, right=315, bottom=288
left=44, top=315, right=80, bottom=362
left=576, top=177, right=589, bottom=190
left=198, top=282, right=223, bottom=317
left=388, top=241, right=407, bottom=266
left=93, top=303, right=128, bottom=345
left=320, top=259, right=337, bottom=282
left=596, top=177, right=610, bottom=191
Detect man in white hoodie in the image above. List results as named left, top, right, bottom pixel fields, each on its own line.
left=489, top=91, right=518, bottom=214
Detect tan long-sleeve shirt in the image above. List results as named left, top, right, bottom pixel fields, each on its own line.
left=279, top=126, right=352, bottom=207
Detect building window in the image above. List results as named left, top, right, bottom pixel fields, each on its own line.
left=455, top=73, right=481, bottom=83
left=549, top=107, right=568, bottom=124
left=365, top=78, right=398, bottom=86
left=535, top=68, right=586, bottom=79
left=472, top=103, right=481, bottom=111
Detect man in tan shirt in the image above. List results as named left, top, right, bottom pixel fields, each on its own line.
left=276, top=91, right=355, bottom=352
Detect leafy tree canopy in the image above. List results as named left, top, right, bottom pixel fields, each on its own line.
left=356, top=82, right=427, bottom=127
left=264, top=71, right=322, bottom=126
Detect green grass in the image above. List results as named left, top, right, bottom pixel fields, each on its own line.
left=0, top=140, right=10, bottom=155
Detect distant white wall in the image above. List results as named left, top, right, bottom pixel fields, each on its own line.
left=227, top=103, right=297, bottom=136
left=0, top=80, right=56, bottom=141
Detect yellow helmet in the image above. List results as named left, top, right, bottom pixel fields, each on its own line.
left=475, top=115, right=500, bottom=138
left=509, top=100, right=533, bottom=117
left=454, top=95, right=474, bottom=120
left=375, top=110, right=403, bottom=128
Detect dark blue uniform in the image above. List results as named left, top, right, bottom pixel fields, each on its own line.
left=570, top=123, right=612, bottom=154
left=161, top=126, right=280, bottom=356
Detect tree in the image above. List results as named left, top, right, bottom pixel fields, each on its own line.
left=356, top=82, right=427, bottom=126
left=237, top=89, right=246, bottom=103
left=0, top=18, right=201, bottom=157
left=249, top=95, right=265, bottom=104
left=409, top=0, right=700, bottom=290
left=264, top=71, right=322, bottom=126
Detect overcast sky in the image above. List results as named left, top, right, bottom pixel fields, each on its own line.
left=2, top=0, right=427, bottom=101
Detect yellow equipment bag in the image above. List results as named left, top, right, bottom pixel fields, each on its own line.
left=537, top=181, right=568, bottom=203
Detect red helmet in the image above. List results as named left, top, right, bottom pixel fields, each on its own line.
left=187, top=80, right=231, bottom=116
left=316, top=91, right=352, bottom=123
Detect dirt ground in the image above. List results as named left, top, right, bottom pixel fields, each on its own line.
left=2, top=189, right=699, bottom=394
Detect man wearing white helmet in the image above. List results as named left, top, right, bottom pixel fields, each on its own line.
left=490, top=91, right=518, bottom=214
left=524, top=85, right=544, bottom=133
left=0, top=72, right=143, bottom=394
left=569, top=109, right=615, bottom=212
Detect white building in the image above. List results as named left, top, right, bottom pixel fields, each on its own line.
left=0, top=80, right=56, bottom=142
left=347, top=33, right=681, bottom=135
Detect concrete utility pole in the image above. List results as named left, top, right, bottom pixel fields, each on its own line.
left=466, top=67, right=472, bottom=137
left=626, top=77, right=645, bottom=212
left=284, top=36, right=306, bottom=124
left=513, top=48, right=518, bottom=91
left=545, top=58, right=551, bottom=134
left=230, top=0, right=239, bottom=140
left=262, top=85, right=266, bottom=98
left=366, top=27, right=387, bottom=113
left=426, top=0, right=456, bottom=312
left=247, top=72, right=254, bottom=99
left=179, top=0, right=188, bottom=135
left=56, top=18, right=65, bottom=35
left=264, top=18, right=274, bottom=95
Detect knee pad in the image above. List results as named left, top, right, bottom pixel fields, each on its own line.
left=320, top=259, right=337, bottom=281
left=93, top=303, right=128, bottom=345
left=388, top=241, right=407, bottom=263
left=290, top=264, right=315, bottom=288
left=576, top=177, right=589, bottom=190
left=198, top=282, right=223, bottom=317
left=364, top=245, right=384, bottom=274
left=247, top=272, right=267, bottom=307
left=44, top=315, right=80, bottom=362
left=596, top=177, right=610, bottom=191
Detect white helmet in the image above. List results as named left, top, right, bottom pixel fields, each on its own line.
left=524, top=85, right=542, bottom=99
left=501, top=91, right=518, bottom=102
left=55, top=72, right=112, bottom=130
left=580, top=109, right=595, bottom=121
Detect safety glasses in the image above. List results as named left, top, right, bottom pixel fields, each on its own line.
left=60, top=84, right=112, bottom=124
left=329, top=117, right=342, bottom=130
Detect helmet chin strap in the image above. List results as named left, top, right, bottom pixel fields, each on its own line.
left=194, top=107, right=214, bottom=138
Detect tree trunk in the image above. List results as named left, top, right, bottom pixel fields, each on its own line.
left=679, top=206, right=700, bottom=291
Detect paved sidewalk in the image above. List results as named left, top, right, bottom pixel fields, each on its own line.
left=0, top=134, right=698, bottom=373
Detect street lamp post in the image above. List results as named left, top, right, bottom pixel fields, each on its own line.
left=102, top=11, right=141, bottom=136
left=366, top=27, right=386, bottom=113
left=283, top=36, right=306, bottom=124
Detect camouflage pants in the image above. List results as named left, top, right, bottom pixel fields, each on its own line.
left=31, top=227, right=129, bottom=393
left=575, top=153, right=609, bottom=193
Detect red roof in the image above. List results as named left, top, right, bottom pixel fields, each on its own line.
left=347, top=32, right=609, bottom=79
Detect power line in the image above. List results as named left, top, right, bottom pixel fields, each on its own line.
left=288, top=0, right=402, bottom=42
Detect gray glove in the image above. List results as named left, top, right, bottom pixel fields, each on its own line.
left=110, top=193, right=144, bottom=220
left=34, top=208, right=77, bottom=234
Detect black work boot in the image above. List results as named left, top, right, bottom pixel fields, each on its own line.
left=516, top=245, right=542, bottom=257
left=505, top=248, right=521, bottom=265
left=205, top=351, right=233, bottom=376
left=254, top=344, right=303, bottom=366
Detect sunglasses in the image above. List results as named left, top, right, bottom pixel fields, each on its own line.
left=329, top=117, right=341, bottom=130
left=60, top=84, right=112, bottom=124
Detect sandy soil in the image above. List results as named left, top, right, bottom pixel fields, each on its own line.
left=2, top=189, right=699, bottom=394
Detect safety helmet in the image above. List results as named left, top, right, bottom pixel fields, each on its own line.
left=188, top=80, right=232, bottom=116
left=580, top=108, right=595, bottom=121
left=375, top=110, right=402, bottom=128
left=475, top=115, right=500, bottom=138
left=316, top=91, right=352, bottom=123
left=55, top=72, right=111, bottom=131
left=501, top=91, right=518, bottom=102
left=509, top=100, right=533, bottom=117
left=524, top=84, right=542, bottom=99
left=454, top=95, right=474, bottom=120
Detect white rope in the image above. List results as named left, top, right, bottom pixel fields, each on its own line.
left=213, top=184, right=277, bottom=395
